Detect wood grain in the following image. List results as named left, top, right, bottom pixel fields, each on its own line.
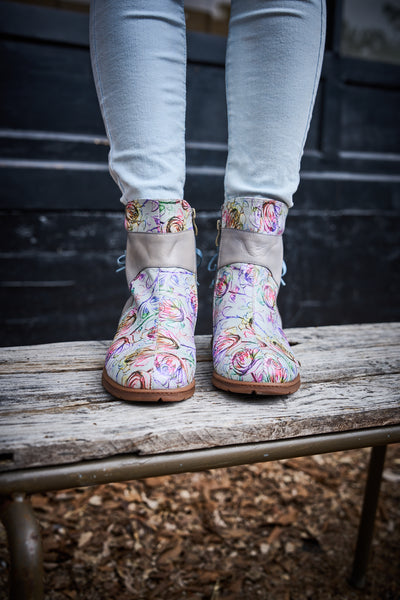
left=0, top=323, right=399, bottom=472
left=0, top=322, right=398, bottom=374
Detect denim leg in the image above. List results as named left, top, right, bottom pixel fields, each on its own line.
left=89, top=0, right=186, bottom=204
left=224, top=0, right=326, bottom=208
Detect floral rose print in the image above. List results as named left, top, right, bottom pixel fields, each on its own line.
left=221, top=197, right=288, bottom=235
left=125, top=199, right=193, bottom=233
left=213, top=263, right=299, bottom=384
left=105, top=267, right=197, bottom=390
left=104, top=199, right=198, bottom=396
left=213, top=197, right=298, bottom=385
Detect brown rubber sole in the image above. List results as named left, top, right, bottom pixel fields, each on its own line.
left=212, top=371, right=301, bottom=396
left=102, top=368, right=195, bottom=402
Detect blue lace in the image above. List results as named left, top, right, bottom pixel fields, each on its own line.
left=116, top=254, right=126, bottom=273
left=281, top=260, right=287, bottom=286
left=196, top=248, right=203, bottom=267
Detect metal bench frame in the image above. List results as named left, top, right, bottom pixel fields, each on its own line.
left=1, top=425, right=399, bottom=600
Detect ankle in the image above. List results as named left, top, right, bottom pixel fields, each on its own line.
left=221, top=197, right=288, bottom=235
left=124, top=199, right=195, bottom=233
left=216, top=197, right=288, bottom=285
left=123, top=199, right=197, bottom=286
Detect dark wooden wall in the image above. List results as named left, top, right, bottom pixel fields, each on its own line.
left=1, top=1, right=399, bottom=346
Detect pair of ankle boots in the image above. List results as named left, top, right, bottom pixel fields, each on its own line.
left=102, top=198, right=300, bottom=402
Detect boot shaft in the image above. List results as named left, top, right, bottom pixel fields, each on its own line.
left=124, top=199, right=197, bottom=285
left=217, top=197, right=287, bottom=285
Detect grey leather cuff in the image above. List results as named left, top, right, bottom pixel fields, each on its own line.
left=125, top=229, right=196, bottom=284
left=218, top=228, right=283, bottom=285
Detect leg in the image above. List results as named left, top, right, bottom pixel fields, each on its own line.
left=225, top=0, right=326, bottom=207
left=212, top=0, right=326, bottom=393
left=90, top=1, right=198, bottom=400
left=89, top=0, right=187, bottom=203
left=349, top=445, right=387, bottom=589
left=0, top=494, right=43, bottom=600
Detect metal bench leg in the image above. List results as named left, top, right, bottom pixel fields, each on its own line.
left=0, top=493, right=44, bottom=600
left=349, top=445, right=387, bottom=589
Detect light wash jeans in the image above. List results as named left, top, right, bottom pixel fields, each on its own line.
left=90, top=0, right=326, bottom=208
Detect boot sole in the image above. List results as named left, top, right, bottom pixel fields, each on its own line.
left=102, top=368, right=195, bottom=402
left=212, top=371, right=301, bottom=396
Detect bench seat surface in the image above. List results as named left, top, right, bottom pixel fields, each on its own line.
left=0, top=323, right=399, bottom=472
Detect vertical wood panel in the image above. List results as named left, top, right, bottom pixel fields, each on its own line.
left=0, top=1, right=399, bottom=345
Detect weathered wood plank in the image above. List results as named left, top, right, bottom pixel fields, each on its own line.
left=0, top=373, right=398, bottom=471
left=0, top=338, right=399, bottom=413
left=0, top=324, right=399, bottom=471
left=0, top=340, right=109, bottom=374
left=0, top=323, right=398, bottom=374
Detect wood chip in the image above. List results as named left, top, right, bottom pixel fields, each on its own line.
left=0, top=445, right=399, bottom=599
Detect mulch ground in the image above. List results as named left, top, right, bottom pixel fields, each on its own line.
left=1, top=445, right=399, bottom=600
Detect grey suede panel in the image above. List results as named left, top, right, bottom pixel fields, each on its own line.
left=218, top=228, right=283, bottom=284
left=125, top=229, right=196, bottom=284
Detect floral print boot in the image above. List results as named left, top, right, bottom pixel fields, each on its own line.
left=212, top=197, right=300, bottom=395
left=102, top=199, right=198, bottom=402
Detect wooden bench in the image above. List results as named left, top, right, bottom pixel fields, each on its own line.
left=0, top=322, right=399, bottom=599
